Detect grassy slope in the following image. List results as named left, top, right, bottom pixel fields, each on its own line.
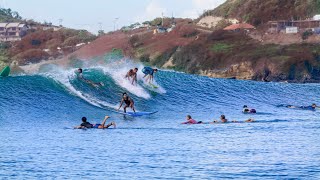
left=205, top=0, right=320, bottom=26
left=170, top=30, right=320, bottom=82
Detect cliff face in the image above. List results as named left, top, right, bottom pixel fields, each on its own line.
left=206, top=0, right=320, bottom=25
left=168, top=30, right=320, bottom=83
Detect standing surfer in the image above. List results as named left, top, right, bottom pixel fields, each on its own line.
left=142, top=67, right=158, bottom=83
left=118, top=92, right=136, bottom=113
left=125, top=68, right=138, bottom=85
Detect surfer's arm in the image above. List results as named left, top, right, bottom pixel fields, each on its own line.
left=181, top=120, right=191, bottom=124
left=134, top=74, right=138, bottom=84
left=118, top=100, right=124, bottom=110
left=74, top=126, right=85, bottom=129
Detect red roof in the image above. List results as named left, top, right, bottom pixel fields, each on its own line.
left=224, top=23, right=255, bottom=30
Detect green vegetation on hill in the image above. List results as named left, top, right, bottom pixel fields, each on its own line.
left=204, top=0, right=320, bottom=26
left=0, top=8, right=21, bottom=22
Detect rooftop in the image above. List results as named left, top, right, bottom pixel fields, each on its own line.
left=224, top=23, right=255, bottom=30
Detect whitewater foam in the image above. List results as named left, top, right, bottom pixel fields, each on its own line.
left=40, top=66, right=117, bottom=110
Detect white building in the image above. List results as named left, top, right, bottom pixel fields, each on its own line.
left=286, top=27, right=298, bottom=34
left=0, top=22, right=28, bottom=42
left=313, top=15, right=320, bottom=20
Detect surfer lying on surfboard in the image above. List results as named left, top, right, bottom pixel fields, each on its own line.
left=118, top=92, right=136, bottom=113
left=181, top=115, right=254, bottom=124
left=181, top=115, right=203, bottom=124
left=76, top=68, right=104, bottom=88
left=74, top=116, right=116, bottom=129
left=142, top=67, right=158, bottom=83
left=284, top=103, right=317, bottom=110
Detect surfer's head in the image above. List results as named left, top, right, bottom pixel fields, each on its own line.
left=82, top=117, right=87, bottom=122
left=78, top=68, right=83, bottom=73
left=154, top=69, right=158, bottom=73
left=312, top=103, right=316, bottom=108
left=186, top=115, right=192, bottom=120
left=122, top=92, right=128, bottom=98
left=220, top=115, right=226, bottom=120
left=134, top=68, right=138, bottom=72
left=243, top=105, right=248, bottom=108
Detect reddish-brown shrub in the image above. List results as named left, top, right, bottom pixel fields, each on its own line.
left=14, top=49, right=49, bottom=65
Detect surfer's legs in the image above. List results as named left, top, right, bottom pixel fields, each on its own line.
left=123, top=105, right=129, bottom=113
left=86, top=80, right=99, bottom=87
left=98, top=116, right=116, bottom=129
left=98, top=116, right=110, bottom=128
left=147, top=75, right=151, bottom=83
left=104, top=122, right=116, bottom=128
left=130, top=104, right=136, bottom=112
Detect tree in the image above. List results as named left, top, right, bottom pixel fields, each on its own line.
left=98, top=30, right=105, bottom=36
left=12, top=11, right=22, bottom=19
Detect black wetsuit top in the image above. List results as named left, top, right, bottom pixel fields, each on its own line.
left=81, top=122, right=93, bottom=128
left=123, top=97, right=131, bottom=106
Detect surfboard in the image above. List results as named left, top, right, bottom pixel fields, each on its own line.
left=116, top=111, right=158, bottom=117
left=148, top=83, right=159, bottom=89
left=0, top=66, right=10, bottom=77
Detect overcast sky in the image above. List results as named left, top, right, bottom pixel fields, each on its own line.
left=2, top=0, right=226, bottom=33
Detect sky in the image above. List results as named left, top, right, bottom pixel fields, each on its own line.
left=1, top=0, right=226, bottom=33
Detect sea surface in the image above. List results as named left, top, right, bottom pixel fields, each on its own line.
left=0, top=61, right=319, bottom=179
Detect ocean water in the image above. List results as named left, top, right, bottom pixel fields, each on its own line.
left=0, top=62, right=320, bottom=179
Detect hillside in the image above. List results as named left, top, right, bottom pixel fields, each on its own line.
left=0, top=8, right=96, bottom=70
left=10, top=29, right=96, bottom=65
left=204, top=0, right=320, bottom=26
left=5, top=4, right=320, bottom=83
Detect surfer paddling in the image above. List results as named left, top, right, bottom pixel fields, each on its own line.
left=181, top=115, right=203, bottom=124
left=74, top=115, right=116, bottom=129
left=285, top=103, right=317, bottom=110
left=118, top=92, right=136, bottom=113
left=181, top=115, right=255, bottom=125
left=76, top=68, right=104, bottom=88
left=142, top=67, right=158, bottom=83
left=125, top=68, right=138, bottom=85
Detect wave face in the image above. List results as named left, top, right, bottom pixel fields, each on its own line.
left=1, top=59, right=320, bottom=179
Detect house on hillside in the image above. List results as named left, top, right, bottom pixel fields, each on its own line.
left=228, top=18, right=240, bottom=24
left=42, top=25, right=63, bottom=31
left=268, top=20, right=320, bottom=34
left=314, top=15, right=320, bottom=20
left=223, top=23, right=255, bottom=32
left=0, top=23, right=7, bottom=41
left=29, top=24, right=63, bottom=31
left=0, top=22, right=28, bottom=41
left=154, top=26, right=167, bottom=34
